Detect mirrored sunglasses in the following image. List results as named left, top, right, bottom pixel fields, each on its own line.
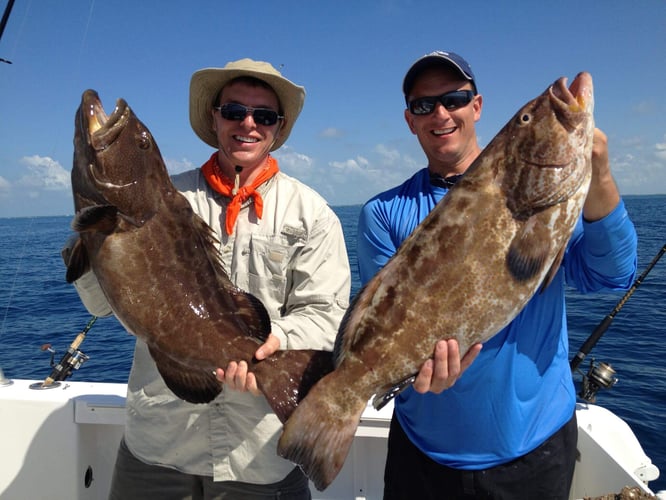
left=408, top=90, right=475, bottom=115
left=214, top=103, right=283, bottom=126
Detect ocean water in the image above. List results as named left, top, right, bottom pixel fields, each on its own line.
left=0, top=196, right=664, bottom=491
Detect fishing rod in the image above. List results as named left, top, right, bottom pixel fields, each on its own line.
left=571, top=242, right=666, bottom=371
left=0, top=0, right=15, bottom=64
left=570, top=243, right=666, bottom=401
left=36, top=315, right=97, bottom=389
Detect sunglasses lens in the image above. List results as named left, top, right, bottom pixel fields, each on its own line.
left=252, top=110, right=279, bottom=126
left=218, top=104, right=279, bottom=126
left=408, top=91, right=473, bottom=115
left=442, top=91, right=473, bottom=110
left=219, top=103, right=247, bottom=121
left=409, top=97, right=436, bottom=115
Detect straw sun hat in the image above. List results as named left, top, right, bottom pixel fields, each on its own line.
left=189, top=58, right=305, bottom=151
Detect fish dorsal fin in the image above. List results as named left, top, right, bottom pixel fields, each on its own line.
left=334, top=278, right=381, bottom=366
left=191, top=213, right=272, bottom=344
left=333, top=288, right=363, bottom=365
left=72, top=205, right=119, bottom=234
left=65, top=237, right=91, bottom=283
left=148, top=344, right=222, bottom=404
left=190, top=212, right=232, bottom=284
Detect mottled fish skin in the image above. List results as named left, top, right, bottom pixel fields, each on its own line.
left=66, top=90, right=333, bottom=422
left=277, top=73, right=595, bottom=490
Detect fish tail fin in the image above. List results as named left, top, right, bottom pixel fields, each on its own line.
left=277, top=372, right=367, bottom=491
left=254, top=349, right=334, bottom=423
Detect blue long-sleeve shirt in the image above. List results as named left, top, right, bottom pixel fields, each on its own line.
left=357, top=167, right=637, bottom=469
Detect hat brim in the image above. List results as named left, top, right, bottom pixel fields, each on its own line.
left=189, top=65, right=305, bottom=151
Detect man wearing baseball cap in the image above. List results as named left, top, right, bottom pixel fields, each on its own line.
left=356, top=51, right=637, bottom=498
left=71, top=58, right=351, bottom=498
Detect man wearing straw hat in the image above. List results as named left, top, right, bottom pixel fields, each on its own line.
left=71, top=58, right=351, bottom=499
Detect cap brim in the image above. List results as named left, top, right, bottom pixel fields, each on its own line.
left=403, top=54, right=476, bottom=97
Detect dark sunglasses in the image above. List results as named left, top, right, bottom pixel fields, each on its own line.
left=408, top=90, right=475, bottom=115
left=214, top=103, right=283, bottom=126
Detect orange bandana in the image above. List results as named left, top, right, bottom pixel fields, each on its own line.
left=201, top=152, right=279, bottom=235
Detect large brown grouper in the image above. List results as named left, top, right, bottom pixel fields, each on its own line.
left=277, top=72, right=595, bottom=490
left=66, top=90, right=332, bottom=423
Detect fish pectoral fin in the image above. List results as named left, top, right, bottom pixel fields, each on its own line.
left=148, top=345, right=222, bottom=404
left=65, top=237, right=91, bottom=283
left=228, top=288, right=272, bottom=343
left=506, top=221, right=552, bottom=282
left=72, top=205, right=119, bottom=234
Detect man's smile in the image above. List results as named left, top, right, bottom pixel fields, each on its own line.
left=234, top=135, right=260, bottom=143
left=433, top=127, right=456, bottom=136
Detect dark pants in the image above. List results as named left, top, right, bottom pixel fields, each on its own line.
left=384, top=412, right=577, bottom=500
left=108, top=438, right=311, bottom=500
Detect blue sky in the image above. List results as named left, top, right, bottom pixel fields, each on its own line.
left=0, top=0, right=664, bottom=217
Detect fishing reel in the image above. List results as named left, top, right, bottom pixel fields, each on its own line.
left=43, top=339, right=89, bottom=385
left=30, top=317, right=96, bottom=390
left=576, top=358, right=617, bottom=403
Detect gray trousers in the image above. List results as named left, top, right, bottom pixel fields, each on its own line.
left=108, top=438, right=311, bottom=500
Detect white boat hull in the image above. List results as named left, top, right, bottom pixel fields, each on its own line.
left=0, top=379, right=662, bottom=499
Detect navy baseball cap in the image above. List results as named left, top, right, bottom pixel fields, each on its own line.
left=403, top=51, right=477, bottom=100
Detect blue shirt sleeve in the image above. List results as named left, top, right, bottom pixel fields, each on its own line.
left=564, top=199, right=638, bottom=293
left=357, top=168, right=443, bottom=285
left=357, top=199, right=397, bottom=285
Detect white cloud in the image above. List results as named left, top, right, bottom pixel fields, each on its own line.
left=655, top=138, right=666, bottom=161
left=374, top=144, right=401, bottom=164
left=619, top=136, right=644, bottom=149
left=631, top=100, right=655, bottom=115
left=320, top=127, right=344, bottom=138
left=319, top=144, right=425, bottom=205
left=0, top=176, right=10, bottom=191
left=166, top=157, right=196, bottom=175
left=611, top=137, right=666, bottom=195
left=17, top=155, right=70, bottom=191
left=273, top=146, right=314, bottom=178
left=329, top=156, right=370, bottom=173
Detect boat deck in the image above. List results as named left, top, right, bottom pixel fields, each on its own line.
left=0, top=379, right=662, bottom=499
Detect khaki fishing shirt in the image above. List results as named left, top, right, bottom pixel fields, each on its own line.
left=71, top=168, right=351, bottom=484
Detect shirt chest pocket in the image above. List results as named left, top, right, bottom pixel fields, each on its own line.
left=246, top=234, right=303, bottom=306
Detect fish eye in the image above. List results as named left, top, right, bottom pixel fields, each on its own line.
left=138, top=132, right=151, bottom=150
left=520, top=113, right=531, bottom=124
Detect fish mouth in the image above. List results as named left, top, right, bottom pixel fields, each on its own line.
left=76, top=90, right=135, bottom=191
left=567, top=72, right=593, bottom=109
left=79, top=89, right=130, bottom=151
left=550, top=72, right=594, bottom=119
